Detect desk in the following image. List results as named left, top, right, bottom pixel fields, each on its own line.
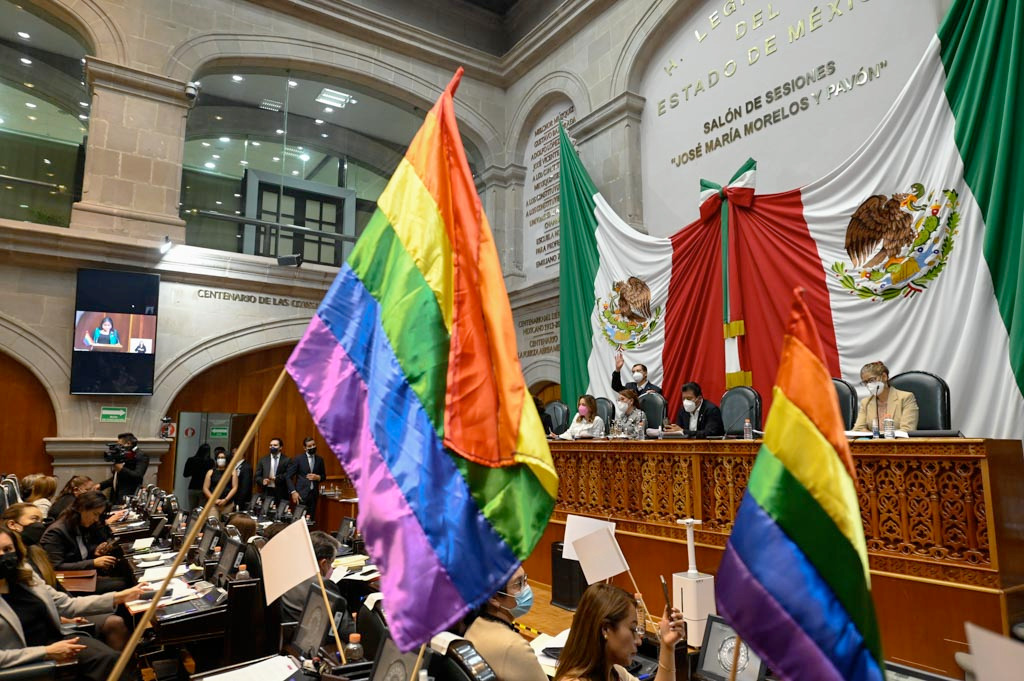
left=522, top=438, right=1024, bottom=677
left=317, top=490, right=359, bottom=534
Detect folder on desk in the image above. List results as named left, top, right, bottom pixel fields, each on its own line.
left=56, top=570, right=97, bottom=593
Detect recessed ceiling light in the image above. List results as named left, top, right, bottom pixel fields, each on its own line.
left=239, top=160, right=248, bottom=165
left=204, top=162, right=215, bottom=169
left=234, top=211, right=241, bottom=215
left=79, top=101, right=89, bottom=107
left=259, top=99, right=282, bottom=112
left=19, top=57, right=31, bottom=65
left=43, top=158, right=51, bottom=164
left=299, top=154, right=310, bottom=162
left=233, top=193, right=241, bottom=198
left=215, top=200, right=222, bottom=205
left=297, top=146, right=303, bottom=150
left=321, top=133, right=328, bottom=138
left=45, top=172, right=53, bottom=177
left=215, top=115, right=223, bottom=121
left=78, top=114, right=87, bottom=120
left=291, top=170, right=299, bottom=175
left=314, top=119, right=324, bottom=125
left=26, top=115, right=36, bottom=120
left=211, top=154, right=220, bottom=159
left=23, top=82, right=33, bottom=88
left=219, top=136, right=230, bottom=142
left=24, top=102, right=36, bottom=108
left=323, top=107, right=333, bottom=113
left=272, top=156, right=280, bottom=162
left=17, top=31, right=30, bottom=39
left=19, top=204, right=28, bottom=208
left=275, top=129, right=284, bottom=134
left=251, top=141, right=260, bottom=147
left=201, top=141, right=210, bottom=147
left=316, top=87, right=358, bottom=108
left=0, top=117, right=4, bottom=125
left=231, top=75, right=244, bottom=82
left=288, top=80, right=297, bottom=88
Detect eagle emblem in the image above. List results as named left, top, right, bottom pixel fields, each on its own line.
left=597, top=276, right=663, bottom=350
left=831, top=183, right=960, bottom=301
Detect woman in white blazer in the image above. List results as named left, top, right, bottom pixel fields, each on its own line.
left=0, top=527, right=142, bottom=680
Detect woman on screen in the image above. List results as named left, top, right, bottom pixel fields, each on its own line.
left=90, top=317, right=120, bottom=346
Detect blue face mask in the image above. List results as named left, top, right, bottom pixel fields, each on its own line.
left=500, top=584, right=534, bottom=618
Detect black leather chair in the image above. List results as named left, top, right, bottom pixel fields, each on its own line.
left=638, top=393, right=668, bottom=435
left=427, top=635, right=497, bottom=681
left=720, top=386, right=762, bottom=435
left=0, top=661, right=57, bottom=680
left=595, top=397, right=614, bottom=434
left=889, top=371, right=951, bottom=430
left=832, top=378, right=859, bottom=430
left=1, top=479, right=19, bottom=506
left=356, top=594, right=389, bottom=661
left=544, top=400, right=569, bottom=435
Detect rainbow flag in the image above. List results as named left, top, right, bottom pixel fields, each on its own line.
left=286, top=68, right=558, bottom=651
left=715, top=290, right=882, bottom=681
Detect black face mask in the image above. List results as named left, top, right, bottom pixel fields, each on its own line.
left=0, top=552, right=20, bottom=580
left=20, top=522, right=46, bottom=547
left=269, top=447, right=280, bottom=455
left=305, top=446, right=317, bottom=456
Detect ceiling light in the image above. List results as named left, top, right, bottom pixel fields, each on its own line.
left=17, top=31, right=30, bottom=39
left=215, top=115, right=223, bottom=121
left=231, top=75, right=244, bottom=82
left=26, top=115, right=36, bottom=121
left=204, top=162, right=215, bottom=169
left=299, top=153, right=310, bottom=162
left=275, top=129, right=284, bottom=134
left=219, top=136, right=230, bottom=142
left=251, top=141, right=260, bottom=147
left=19, top=204, right=28, bottom=209
left=234, top=211, right=241, bottom=215
left=23, top=82, right=33, bottom=88
left=0, top=117, right=4, bottom=125
left=215, top=200, right=222, bottom=205
left=315, top=87, right=358, bottom=109
left=291, top=170, right=299, bottom=175
left=289, top=80, right=299, bottom=88
left=323, top=107, right=333, bottom=113
left=321, top=133, right=328, bottom=138
left=211, top=154, right=220, bottom=159
left=78, top=114, right=87, bottom=120
left=24, top=102, right=36, bottom=108
left=297, top=146, right=303, bottom=150
left=272, top=156, right=280, bottom=162
left=43, top=158, right=51, bottom=164
left=239, top=160, right=248, bottom=165
left=314, top=119, right=324, bottom=125
left=160, top=236, right=172, bottom=254
left=201, top=141, right=210, bottom=147
left=259, top=98, right=282, bottom=112
left=19, top=57, right=31, bottom=65
left=233, top=193, right=241, bottom=198
left=79, top=101, right=89, bottom=107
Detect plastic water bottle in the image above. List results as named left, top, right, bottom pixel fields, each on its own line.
left=235, top=564, right=250, bottom=580
left=883, top=415, right=895, bottom=439
left=343, top=633, right=364, bottom=662
left=871, top=418, right=880, bottom=439
left=743, top=418, right=753, bottom=440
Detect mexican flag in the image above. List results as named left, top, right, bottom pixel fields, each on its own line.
left=559, top=0, right=1024, bottom=438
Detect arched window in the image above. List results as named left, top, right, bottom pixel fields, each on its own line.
left=0, top=1, right=91, bottom=227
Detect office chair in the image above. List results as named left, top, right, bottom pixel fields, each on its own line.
left=832, top=377, right=859, bottom=430
left=427, top=633, right=497, bottom=681
left=356, top=593, right=389, bottom=662
left=720, top=386, right=762, bottom=435
left=544, top=400, right=569, bottom=435
left=595, top=397, right=614, bottom=435
left=638, top=393, right=668, bottom=434
left=889, top=371, right=951, bottom=430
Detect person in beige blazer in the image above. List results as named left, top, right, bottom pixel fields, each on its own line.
left=0, top=527, right=141, bottom=679
left=853, top=361, right=920, bottom=432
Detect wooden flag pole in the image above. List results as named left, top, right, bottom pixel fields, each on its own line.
left=315, top=568, right=349, bottom=664
left=107, top=368, right=292, bottom=681
left=626, top=570, right=659, bottom=635
left=407, top=643, right=427, bottom=681
left=727, top=636, right=743, bottom=681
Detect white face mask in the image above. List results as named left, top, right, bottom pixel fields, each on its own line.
left=632, top=371, right=645, bottom=383
left=615, top=400, right=629, bottom=417
left=683, top=398, right=697, bottom=414
left=866, top=381, right=885, bottom=396
left=216, top=458, right=227, bottom=467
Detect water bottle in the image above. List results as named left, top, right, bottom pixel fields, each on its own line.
left=343, top=633, right=364, bottom=662
left=883, top=415, right=895, bottom=439
left=743, top=418, right=753, bottom=440
left=871, top=418, right=880, bottom=439
left=235, top=564, right=250, bottom=580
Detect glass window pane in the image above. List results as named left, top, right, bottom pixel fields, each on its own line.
left=261, top=192, right=278, bottom=212
left=281, top=194, right=295, bottom=216
left=322, top=203, right=336, bottom=223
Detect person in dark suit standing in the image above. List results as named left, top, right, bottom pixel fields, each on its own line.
left=229, top=446, right=254, bottom=511
left=287, top=437, right=326, bottom=520
left=610, top=352, right=662, bottom=397
left=667, top=382, right=724, bottom=438
left=255, top=438, right=290, bottom=505
left=98, top=433, right=149, bottom=505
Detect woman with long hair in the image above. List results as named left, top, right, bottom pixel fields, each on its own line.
left=555, top=583, right=683, bottom=681
left=203, top=449, right=239, bottom=518
left=20, top=475, right=57, bottom=517
left=0, top=526, right=140, bottom=678
left=558, top=395, right=606, bottom=440
left=47, top=476, right=98, bottom=522
left=40, top=492, right=128, bottom=594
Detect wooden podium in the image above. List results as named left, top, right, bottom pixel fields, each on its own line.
left=522, top=438, right=1024, bottom=677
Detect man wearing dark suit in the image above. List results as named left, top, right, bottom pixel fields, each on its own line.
left=287, top=437, right=326, bottom=520
left=255, top=437, right=290, bottom=505
left=99, top=432, right=149, bottom=504
left=670, top=382, right=725, bottom=438
left=230, top=446, right=255, bottom=511
left=611, top=352, right=662, bottom=397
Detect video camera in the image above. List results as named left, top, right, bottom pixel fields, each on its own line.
left=104, top=442, right=127, bottom=464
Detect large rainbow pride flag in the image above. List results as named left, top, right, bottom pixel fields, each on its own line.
left=287, top=68, right=558, bottom=651
left=715, top=290, right=883, bottom=681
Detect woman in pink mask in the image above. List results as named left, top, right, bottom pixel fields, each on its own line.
left=558, top=395, right=605, bottom=440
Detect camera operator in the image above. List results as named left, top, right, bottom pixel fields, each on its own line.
left=98, top=433, right=149, bottom=505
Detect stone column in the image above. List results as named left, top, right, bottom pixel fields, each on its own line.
left=71, top=58, right=190, bottom=242
left=569, top=92, right=646, bottom=231
left=476, top=163, right=527, bottom=281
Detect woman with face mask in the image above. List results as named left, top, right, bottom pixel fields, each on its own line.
left=852, top=361, right=919, bottom=433
left=464, top=566, right=546, bottom=681
left=202, top=450, right=239, bottom=518
left=0, top=526, right=142, bottom=679
left=611, top=390, right=647, bottom=440
left=557, top=395, right=606, bottom=440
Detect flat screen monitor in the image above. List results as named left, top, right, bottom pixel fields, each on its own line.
left=70, top=268, right=160, bottom=395
left=213, top=536, right=244, bottom=587
left=337, top=517, right=355, bottom=544
left=370, top=635, right=427, bottom=681
left=197, top=520, right=221, bottom=564
left=695, top=615, right=767, bottom=681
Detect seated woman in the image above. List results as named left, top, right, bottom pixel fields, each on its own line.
left=40, top=492, right=130, bottom=594
left=557, top=395, right=605, bottom=440
left=852, top=361, right=919, bottom=432
left=47, top=476, right=98, bottom=523
left=464, top=566, right=547, bottom=681
left=611, top=390, right=647, bottom=440
left=555, top=583, right=683, bottom=681
left=20, top=475, right=57, bottom=518
left=0, top=527, right=142, bottom=680
left=203, top=451, right=239, bottom=517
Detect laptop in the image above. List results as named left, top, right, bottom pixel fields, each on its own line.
left=155, top=584, right=228, bottom=621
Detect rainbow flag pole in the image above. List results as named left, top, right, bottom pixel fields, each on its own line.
left=287, top=68, right=558, bottom=652
left=715, top=289, right=883, bottom=681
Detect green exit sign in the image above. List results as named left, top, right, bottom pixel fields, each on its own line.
left=209, top=426, right=229, bottom=438
left=100, top=406, right=127, bottom=422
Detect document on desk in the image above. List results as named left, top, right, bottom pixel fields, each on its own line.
left=125, top=578, right=197, bottom=615
left=530, top=629, right=569, bottom=675
left=203, top=655, right=301, bottom=681
left=141, top=564, right=187, bottom=583
left=132, top=537, right=155, bottom=551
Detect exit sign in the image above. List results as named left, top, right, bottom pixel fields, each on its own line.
left=209, top=426, right=229, bottom=438
left=100, top=406, right=127, bottom=422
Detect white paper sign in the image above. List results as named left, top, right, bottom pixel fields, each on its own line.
left=966, top=622, right=1024, bottom=681
left=562, top=514, right=616, bottom=561
left=572, top=526, right=629, bottom=584
left=260, top=518, right=318, bottom=605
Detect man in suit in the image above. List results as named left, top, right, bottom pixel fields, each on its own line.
left=611, top=352, right=662, bottom=397
left=229, top=446, right=254, bottom=511
left=287, top=436, right=326, bottom=520
left=668, top=382, right=725, bottom=438
left=99, top=432, right=149, bottom=504
left=255, top=437, right=290, bottom=505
